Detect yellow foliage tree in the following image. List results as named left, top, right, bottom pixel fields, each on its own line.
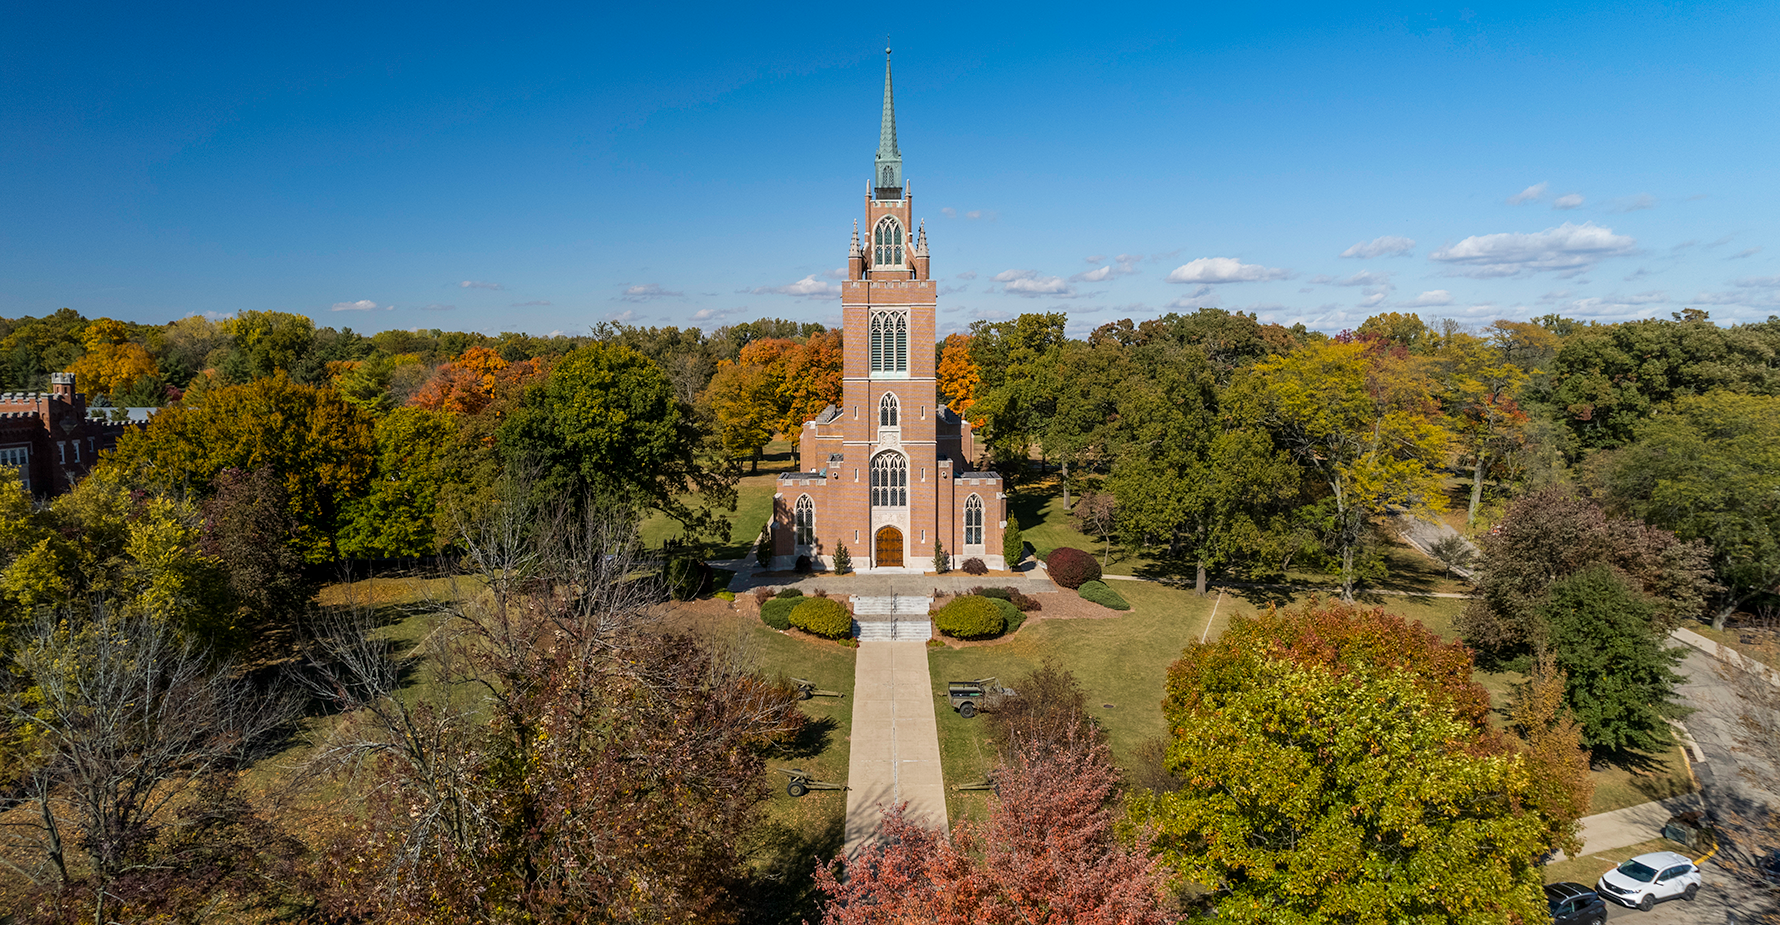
left=68, top=318, right=159, bottom=399
left=936, top=333, right=981, bottom=424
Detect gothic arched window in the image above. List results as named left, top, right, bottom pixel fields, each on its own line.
left=869, top=311, right=909, bottom=373
left=873, top=217, right=904, bottom=267
left=879, top=393, right=899, bottom=428
left=795, top=495, right=814, bottom=546
left=964, top=494, right=984, bottom=546
left=870, top=452, right=907, bottom=508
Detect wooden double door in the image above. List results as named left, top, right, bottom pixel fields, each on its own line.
left=874, top=526, right=903, bottom=568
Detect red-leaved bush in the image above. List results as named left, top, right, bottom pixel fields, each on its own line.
left=814, top=725, right=1170, bottom=924
left=1044, top=546, right=1101, bottom=589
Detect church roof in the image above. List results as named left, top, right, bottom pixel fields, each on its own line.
left=814, top=403, right=842, bottom=424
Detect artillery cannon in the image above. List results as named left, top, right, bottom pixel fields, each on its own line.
left=946, top=677, right=1015, bottom=719
left=789, top=677, right=845, bottom=701
left=775, top=767, right=848, bottom=798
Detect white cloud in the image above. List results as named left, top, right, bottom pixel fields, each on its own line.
left=1407, top=290, right=1454, bottom=307
left=1429, top=222, right=1637, bottom=278
left=956, top=270, right=977, bottom=280
left=1507, top=182, right=1549, bottom=205
left=419, top=303, right=456, bottom=311
left=331, top=299, right=385, bottom=312
left=1166, top=257, right=1290, bottom=284
left=965, top=210, right=995, bottom=221
left=1313, top=270, right=1394, bottom=287
left=1553, top=193, right=1584, bottom=210
left=1165, top=285, right=1218, bottom=309
left=691, top=307, right=744, bottom=322
left=1611, top=193, right=1657, bottom=212
left=511, top=300, right=552, bottom=307
left=1072, top=265, right=1114, bottom=282
left=941, top=207, right=957, bottom=218
left=605, top=310, right=638, bottom=323
left=821, top=267, right=849, bottom=279
left=1359, top=291, right=1388, bottom=308
left=1339, top=236, right=1416, bottom=259
left=1085, top=255, right=1105, bottom=264
left=1730, top=247, right=1762, bottom=260
left=460, top=280, right=503, bottom=290
left=992, top=269, right=1077, bottom=297
left=619, top=284, right=684, bottom=302
left=1734, top=276, right=1780, bottom=289
left=752, top=275, right=844, bottom=299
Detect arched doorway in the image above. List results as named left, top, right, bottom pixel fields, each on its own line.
left=874, top=526, right=903, bottom=568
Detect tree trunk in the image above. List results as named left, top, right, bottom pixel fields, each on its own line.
left=751, top=445, right=760, bottom=474
left=1196, top=558, right=1207, bottom=596
left=1341, top=544, right=1356, bottom=603
left=1469, top=452, right=1486, bottom=524
left=1714, top=601, right=1738, bottom=632
left=1061, top=459, right=1071, bottom=511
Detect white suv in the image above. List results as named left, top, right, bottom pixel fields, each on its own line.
left=1596, top=850, right=1702, bottom=911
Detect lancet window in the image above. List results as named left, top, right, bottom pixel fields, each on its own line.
left=873, top=217, right=904, bottom=267
left=795, top=495, right=814, bottom=546
left=879, top=393, right=899, bottom=428
left=869, top=311, right=909, bottom=373
left=870, top=452, right=907, bottom=508
left=964, top=494, right=984, bottom=546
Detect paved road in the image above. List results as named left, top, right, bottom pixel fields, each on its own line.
left=843, top=639, right=948, bottom=856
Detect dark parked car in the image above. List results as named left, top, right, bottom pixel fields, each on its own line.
left=1758, top=848, right=1780, bottom=890
left=1545, top=882, right=1607, bottom=925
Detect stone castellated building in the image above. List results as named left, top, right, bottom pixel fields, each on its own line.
left=768, top=50, right=1008, bottom=573
left=0, top=372, right=149, bottom=496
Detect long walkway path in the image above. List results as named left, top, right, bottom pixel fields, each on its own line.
left=843, top=639, right=948, bottom=856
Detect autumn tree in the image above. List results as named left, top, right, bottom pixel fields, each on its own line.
left=1234, top=340, right=1451, bottom=600
left=68, top=318, right=159, bottom=401
left=816, top=727, right=1169, bottom=924
left=198, top=467, right=312, bottom=638
left=705, top=359, right=776, bottom=472
left=936, top=332, right=980, bottom=422
left=1429, top=326, right=1533, bottom=523
left=1133, top=600, right=1553, bottom=924
left=100, top=372, right=376, bottom=561
left=300, top=496, right=805, bottom=923
left=1509, top=654, right=1594, bottom=856
left=1591, top=391, right=1780, bottom=629
left=1458, top=487, right=1715, bottom=656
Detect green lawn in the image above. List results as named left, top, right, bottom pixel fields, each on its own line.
left=639, top=439, right=798, bottom=558
left=1542, top=837, right=1692, bottom=886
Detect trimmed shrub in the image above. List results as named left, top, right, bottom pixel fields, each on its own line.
left=1003, top=513, right=1024, bottom=567
left=934, top=595, right=1006, bottom=639
left=790, top=597, right=853, bottom=639
left=775, top=587, right=804, bottom=600
left=972, top=586, right=1012, bottom=601
left=961, top=557, right=988, bottom=575
left=987, top=596, right=1022, bottom=634
left=1077, top=579, right=1130, bottom=611
left=716, top=590, right=736, bottom=601
left=753, top=587, right=773, bottom=606
left=755, top=532, right=772, bottom=568
left=1046, top=546, right=1102, bottom=590
left=760, top=597, right=798, bottom=629
left=1006, top=587, right=1042, bottom=612
left=833, top=543, right=852, bottom=574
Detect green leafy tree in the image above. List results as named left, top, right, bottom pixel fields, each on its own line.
left=1592, top=391, right=1780, bottom=629
left=1001, top=513, right=1023, bottom=568
left=968, top=312, right=1068, bottom=471
left=1236, top=340, right=1451, bottom=600
left=339, top=408, right=463, bottom=559
left=501, top=342, right=735, bottom=534
left=100, top=373, right=376, bottom=561
left=1541, top=566, right=1688, bottom=753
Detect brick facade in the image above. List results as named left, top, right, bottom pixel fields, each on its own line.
left=770, top=70, right=1006, bottom=572
left=0, top=372, right=149, bottom=497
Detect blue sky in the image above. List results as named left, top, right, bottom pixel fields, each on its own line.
left=4, top=2, right=1777, bottom=339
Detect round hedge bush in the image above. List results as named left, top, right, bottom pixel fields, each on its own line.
left=934, top=595, right=1006, bottom=639
left=1077, top=579, right=1131, bottom=611
left=775, top=587, right=805, bottom=600
left=760, top=597, right=798, bottom=630
left=960, top=557, right=988, bottom=575
left=1045, top=546, right=1102, bottom=590
left=790, top=597, right=853, bottom=639
left=984, top=596, right=1022, bottom=634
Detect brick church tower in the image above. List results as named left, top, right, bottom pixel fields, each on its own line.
left=769, top=49, right=1007, bottom=573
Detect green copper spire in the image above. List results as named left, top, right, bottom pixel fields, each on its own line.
left=874, top=45, right=902, bottom=198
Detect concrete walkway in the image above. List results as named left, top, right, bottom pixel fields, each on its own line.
left=844, top=639, right=949, bottom=856
left=1562, top=792, right=1703, bottom=860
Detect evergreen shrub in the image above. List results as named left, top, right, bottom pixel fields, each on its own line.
left=790, top=597, right=853, bottom=639
left=760, top=597, right=798, bottom=630
left=775, top=587, right=804, bottom=600
left=1045, top=546, right=1101, bottom=589
left=1077, top=579, right=1130, bottom=611
left=934, top=595, right=1006, bottom=639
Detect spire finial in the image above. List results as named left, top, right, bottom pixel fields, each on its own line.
left=873, top=42, right=903, bottom=196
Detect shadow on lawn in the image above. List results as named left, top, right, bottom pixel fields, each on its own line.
left=776, top=715, right=840, bottom=760
left=738, top=811, right=845, bottom=925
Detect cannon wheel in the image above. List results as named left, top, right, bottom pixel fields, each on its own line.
left=787, top=781, right=809, bottom=797
left=959, top=702, right=976, bottom=719
left=798, top=688, right=813, bottom=701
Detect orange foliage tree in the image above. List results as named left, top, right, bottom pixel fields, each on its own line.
left=700, top=333, right=843, bottom=467
left=410, top=346, right=550, bottom=417
left=936, top=333, right=980, bottom=423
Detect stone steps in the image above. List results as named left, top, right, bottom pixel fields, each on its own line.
left=852, top=595, right=932, bottom=615
left=853, top=619, right=933, bottom=642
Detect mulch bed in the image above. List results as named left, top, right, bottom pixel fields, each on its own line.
left=927, top=588, right=1131, bottom=648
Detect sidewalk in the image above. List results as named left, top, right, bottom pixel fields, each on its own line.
left=843, top=640, right=949, bottom=856
left=1561, top=793, right=1703, bottom=861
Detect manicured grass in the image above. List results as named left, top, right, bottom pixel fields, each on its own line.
left=1588, top=744, right=1696, bottom=814
left=1542, top=837, right=1691, bottom=886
